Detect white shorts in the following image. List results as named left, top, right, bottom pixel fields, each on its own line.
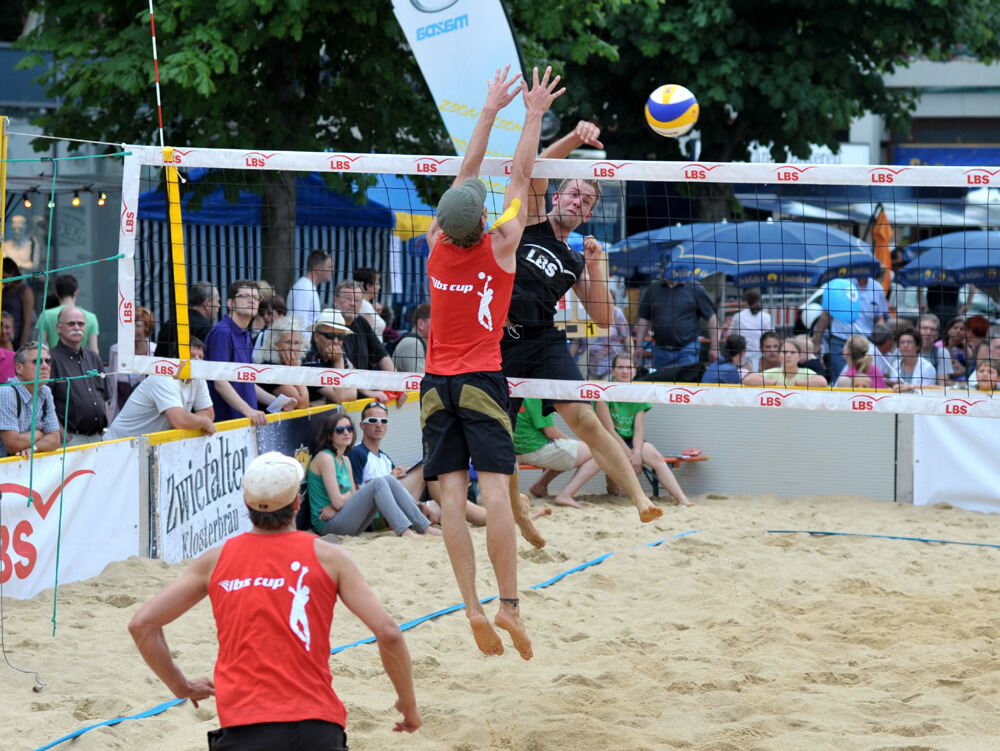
left=518, top=438, right=580, bottom=472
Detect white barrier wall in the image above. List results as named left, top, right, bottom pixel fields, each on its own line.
left=0, top=441, right=141, bottom=600
left=1, top=401, right=995, bottom=600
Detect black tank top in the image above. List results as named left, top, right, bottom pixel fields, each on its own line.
left=508, top=221, right=585, bottom=327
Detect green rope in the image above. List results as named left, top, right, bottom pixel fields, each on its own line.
left=50, top=381, right=73, bottom=637
left=1, top=150, right=130, bottom=164
left=2, top=254, right=124, bottom=285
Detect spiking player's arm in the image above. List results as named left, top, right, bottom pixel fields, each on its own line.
left=524, top=120, right=603, bottom=225
left=427, top=65, right=522, bottom=249
left=491, top=67, right=565, bottom=265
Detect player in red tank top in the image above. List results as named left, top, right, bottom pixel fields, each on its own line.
left=420, top=66, right=563, bottom=661
left=129, top=452, right=421, bottom=749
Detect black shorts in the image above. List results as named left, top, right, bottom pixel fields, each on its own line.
left=208, top=720, right=346, bottom=751
left=420, top=370, right=516, bottom=479
left=501, top=324, right=584, bottom=423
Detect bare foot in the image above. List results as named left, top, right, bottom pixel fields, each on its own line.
left=528, top=481, right=549, bottom=498
left=469, top=612, right=504, bottom=656
left=495, top=608, right=533, bottom=661
left=421, top=500, right=442, bottom=524
left=531, top=507, right=553, bottom=521
left=422, top=525, right=444, bottom=536
left=676, top=496, right=695, bottom=507
left=637, top=499, right=664, bottom=523
left=513, top=493, right=546, bottom=549
left=401, top=529, right=423, bottom=539
left=552, top=494, right=583, bottom=509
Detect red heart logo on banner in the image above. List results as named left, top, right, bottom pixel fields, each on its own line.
left=1, top=469, right=96, bottom=521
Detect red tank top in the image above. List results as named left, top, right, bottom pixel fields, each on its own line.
left=208, top=531, right=345, bottom=728
left=426, top=233, right=514, bottom=375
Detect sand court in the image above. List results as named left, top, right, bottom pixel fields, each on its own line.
left=4, top=492, right=1000, bottom=750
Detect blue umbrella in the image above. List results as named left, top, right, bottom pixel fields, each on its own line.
left=663, top=220, right=880, bottom=288
left=607, top=222, right=720, bottom=276
left=896, top=230, right=1000, bottom=287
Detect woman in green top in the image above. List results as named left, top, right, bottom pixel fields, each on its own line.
left=308, top=411, right=442, bottom=538
left=595, top=354, right=694, bottom=507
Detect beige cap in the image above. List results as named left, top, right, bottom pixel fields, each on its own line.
left=313, top=308, right=353, bottom=334
left=243, top=452, right=304, bottom=511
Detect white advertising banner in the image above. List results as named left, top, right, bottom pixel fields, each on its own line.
left=391, top=0, right=524, bottom=201
left=913, top=416, right=1000, bottom=513
left=0, top=441, right=141, bottom=600
left=155, top=429, right=256, bottom=563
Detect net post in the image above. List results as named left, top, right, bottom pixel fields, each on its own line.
left=162, top=147, right=191, bottom=379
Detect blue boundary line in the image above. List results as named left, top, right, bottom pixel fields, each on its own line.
left=33, top=529, right=699, bottom=749
left=766, top=530, right=1000, bottom=550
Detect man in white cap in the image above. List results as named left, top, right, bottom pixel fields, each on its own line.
left=129, top=451, right=421, bottom=748
left=302, top=308, right=359, bottom=406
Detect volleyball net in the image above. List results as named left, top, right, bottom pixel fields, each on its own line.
left=117, top=144, right=1000, bottom=418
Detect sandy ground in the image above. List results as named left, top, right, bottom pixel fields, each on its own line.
left=4, top=492, right=1000, bottom=751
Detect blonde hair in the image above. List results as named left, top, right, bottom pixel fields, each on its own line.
left=556, top=178, right=603, bottom=206
left=845, top=334, right=873, bottom=374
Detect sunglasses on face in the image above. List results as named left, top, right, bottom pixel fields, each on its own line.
left=333, top=424, right=354, bottom=434
left=314, top=330, right=344, bottom=342
left=22, top=357, right=52, bottom=365
left=362, top=416, right=388, bottom=425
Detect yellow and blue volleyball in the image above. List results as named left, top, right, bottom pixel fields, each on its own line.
left=645, top=84, right=699, bottom=138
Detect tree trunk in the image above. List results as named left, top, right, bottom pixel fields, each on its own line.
left=260, top=172, right=297, bottom=299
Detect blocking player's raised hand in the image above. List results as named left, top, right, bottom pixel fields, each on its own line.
left=483, top=64, right=523, bottom=113
left=573, top=120, right=604, bottom=150
left=522, top=66, right=565, bottom=116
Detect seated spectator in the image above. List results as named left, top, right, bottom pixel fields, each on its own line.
left=250, top=294, right=287, bottom=360
left=918, top=314, right=953, bottom=385
left=392, top=303, right=429, bottom=374
left=302, top=308, right=358, bottom=406
left=941, top=316, right=968, bottom=381
left=0, top=311, right=16, bottom=384
left=1, top=311, right=16, bottom=351
left=974, top=358, right=999, bottom=392
left=869, top=322, right=900, bottom=385
left=893, top=327, right=937, bottom=392
left=108, top=306, right=157, bottom=421
left=34, top=273, right=100, bottom=354
left=966, top=315, right=990, bottom=366
left=966, top=336, right=1000, bottom=389
left=595, top=353, right=694, bottom=507
left=49, top=306, right=109, bottom=444
left=757, top=330, right=781, bottom=373
left=253, top=314, right=309, bottom=409
left=350, top=401, right=485, bottom=526
left=379, top=305, right=402, bottom=348
left=701, top=334, right=747, bottom=385
left=513, top=398, right=600, bottom=508
left=583, top=289, right=630, bottom=381
left=333, top=281, right=401, bottom=405
left=307, top=411, right=441, bottom=538
left=354, top=267, right=386, bottom=339
left=791, top=334, right=826, bottom=377
left=835, top=334, right=887, bottom=390
left=0, top=343, right=63, bottom=458
left=105, top=338, right=215, bottom=439
left=730, top=288, right=772, bottom=372
left=743, top=338, right=828, bottom=388
left=156, top=280, right=220, bottom=358
left=1, top=259, right=35, bottom=351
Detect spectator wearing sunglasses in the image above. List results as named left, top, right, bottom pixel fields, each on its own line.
left=308, top=410, right=441, bottom=539
left=303, top=309, right=358, bottom=406
left=0, top=343, right=63, bottom=457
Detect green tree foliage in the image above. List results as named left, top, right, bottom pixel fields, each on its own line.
left=531, top=0, right=1000, bottom=164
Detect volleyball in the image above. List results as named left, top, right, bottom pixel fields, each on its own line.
left=644, top=84, right=699, bottom=138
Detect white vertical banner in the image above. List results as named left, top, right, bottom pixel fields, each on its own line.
left=392, top=0, right=525, bottom=203
left=0, top=442, right=141, bottom=600
left=155, top=430, right=257, bottom=563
